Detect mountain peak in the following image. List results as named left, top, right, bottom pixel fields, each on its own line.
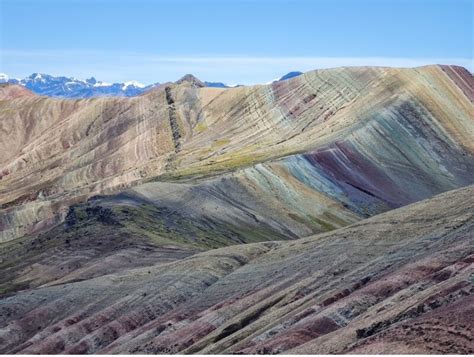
left=176, top=74, right=205, bottom=87
left=6, top=73, right=158, bottom=98
left=278, top=71, right=303, bottom=81
left=122, top=80, right=145, bottom=89
left=29, top=73, right=41, bottom=80
left=0, top=83, right=36, bottom=99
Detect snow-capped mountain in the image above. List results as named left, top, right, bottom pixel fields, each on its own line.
left=204, top=81, right=243, bottom=88
left=4, top=73, right=159, bottom=98
left=0, top=73, right=9, bottom=83
left=2, top=71, right=304, bottom=98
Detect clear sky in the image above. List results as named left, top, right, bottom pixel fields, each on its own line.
left=1, top=0, right=472, bottom=84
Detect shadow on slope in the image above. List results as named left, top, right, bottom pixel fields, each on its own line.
left=0, top=185, right=472, bottom=354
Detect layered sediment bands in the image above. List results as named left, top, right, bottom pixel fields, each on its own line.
left=440, top=65, right=473, bottom=101
left=0, top=65, right=473, bottom=242
left=1, top=65, right=472, bottom=354
left=0, top=84, right=36, bottom=100
left=0, top=88, right=177, bottom=241
left=0, top=163, right=358, bottom=295
left=0, top=186, right=472, bottom=354
left=175, top=65, right=473, bottom=176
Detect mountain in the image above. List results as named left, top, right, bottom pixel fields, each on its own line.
left=204, top=81, right=243, bottom=88
left=0, top=184, right=472, bottom=354
left=1, top=64, right=472, bottom=243
left=204, top=81, right=230, bottom=88
left=1, top=72, right=303, bottom=98
left=3, top=73, right=160, bottom=98
left=278, top=70, right=303, bottom=81
left=175, top=74, right=206, bottom=87
left=0, top=65, right=472, bottom=354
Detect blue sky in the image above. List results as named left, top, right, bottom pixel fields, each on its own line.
left=1, top=0, right=472, bottom=84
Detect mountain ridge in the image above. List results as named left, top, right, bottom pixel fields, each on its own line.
left=0, top=71, right=305, bottom=98
left=0, top=64, right=473, bottom=354
left=0, top=64, right=472, bottom=245
left=1, top=72, right=160, bottom=98
left=0, top=184, right=472, bottom=353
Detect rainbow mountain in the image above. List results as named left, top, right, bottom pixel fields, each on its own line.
left=0, top=65, right=472, bottom=354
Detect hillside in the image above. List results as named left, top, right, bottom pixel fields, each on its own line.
left=0, top=65, right=472, bottom=245
left=0, top=64, right=473, bottom=354
left=0, top=185, right=472, bottom=354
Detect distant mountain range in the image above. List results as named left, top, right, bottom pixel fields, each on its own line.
left=278, top=71, right=303, bottom=81
left=0, top=71, right=303, bottom=98
left=204, top=81, right=242, bottom=88
left=0, top=73, right=160, bottom=98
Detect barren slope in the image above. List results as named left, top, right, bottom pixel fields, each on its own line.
left=0, top=65, right=473, bottom=354
left=0, top=65, right=473, bottom=242
left=0, top=185, right=472, bottom=354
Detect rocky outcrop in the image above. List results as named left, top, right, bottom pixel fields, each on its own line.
left=175, top=74, right=206, bottom=88
left=165, top=86, right=183, bottom=152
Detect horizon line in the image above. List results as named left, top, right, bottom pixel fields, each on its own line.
left=1, top=50, right=472, bottom=84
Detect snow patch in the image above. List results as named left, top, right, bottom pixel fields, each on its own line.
left=122, top=80, right=145, bottom=90
left=93, top=81, right=112, bottom=87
